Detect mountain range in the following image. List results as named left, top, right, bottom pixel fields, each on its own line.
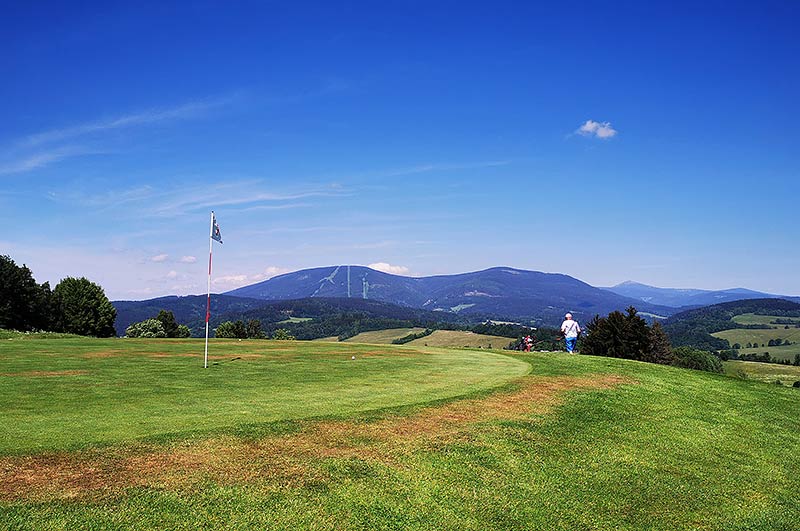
left=112, top=265, right=799, bottom=336
left=603, top=281, right=800, bottom=308
left=225, top=265, right=676, bottom=325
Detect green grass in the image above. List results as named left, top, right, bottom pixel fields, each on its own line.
left=732, top=313, right=800, bottom=328
left=724, top=360, right=800, bottom=386
left=0, top=338, right=528, bottom=454
left=2, top=338, right=800, bottom=530
left=713, top=327, right=800, bottom=362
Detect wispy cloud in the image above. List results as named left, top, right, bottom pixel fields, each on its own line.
left=150, top=254, right=169, bottom=262
left=180, top=256, right=197, bottom=263
left=0, top=146, right=96, bottom=175
left=1, top=95, right=237, bottom=175
left=576, top=120, right=618, bottom=139
left=21, top=96, right=236, bottom=149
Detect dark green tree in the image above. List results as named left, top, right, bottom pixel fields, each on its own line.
left=644, top=321, right=675, bottom=365
left=51, top=277, right=116, bottom=337
left=581, top=307, right=651, bottom=361
left=672, top=346, right=723, bottom=373
left=155, top=310, right=180, bottom=338
left=0, top=255, right=53, bottom=331
left=246, top=319, right=264, bottom=339
left=176, top=324, right=191, bottom=338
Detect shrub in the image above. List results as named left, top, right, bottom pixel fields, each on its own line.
left=792, top=381, right=800, bottom=388
left=271, top=328, right=295, bottom=340
left=126, top=319, right=167, bottom=338
left=176, top=324, right=191, bottom=338
left=672, top=346, right=723, bottom=373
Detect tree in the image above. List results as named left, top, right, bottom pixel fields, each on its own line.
left=644, top=322, right=675, bottom=365
left=271, top=328, right=295, bottom=340
left=0, top=255, right=53, bottom=331
left=51, top=277, right=116, bottom=337
left=176, top=324, right=191, bottom=338
left=581, top=307, right=654, bottom=362
left=215, top=320, right=247, bottom=339
left=155, top=310, right=180, bottom=338
left=672, top=346, right=723, bottom=373
left=126, top=319, right=167, bottom=338
left=246, top=319, right=264, bottom=339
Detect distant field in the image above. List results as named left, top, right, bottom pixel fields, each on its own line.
left=342, top=327, right=428, bottom=344
left=724, top=360, right=800, bottom=386
left=732, top=313, right=800, bottom=328
left=713, top=326, right=800, bottom=362
left=276, top=316, right=313, bottom=324
left=407, top=329, right=513, bottom=349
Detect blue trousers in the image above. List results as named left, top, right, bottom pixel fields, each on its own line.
left=565, top=337, right=577, bottom=353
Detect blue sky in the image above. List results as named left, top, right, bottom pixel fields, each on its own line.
left=2, top=1, right=798, bottom=300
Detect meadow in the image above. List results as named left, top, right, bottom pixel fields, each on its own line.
left=2, top=335, right=800, bottom=530
left=713, top=314, right=800, bottom=362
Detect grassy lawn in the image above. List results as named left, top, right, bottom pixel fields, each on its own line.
left=2, top=337, right=800, bottom=530
left=0, top=338, right=528, bottom=455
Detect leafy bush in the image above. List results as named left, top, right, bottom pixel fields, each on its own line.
left=176, top=324, right=191, bottom=338
left=271, top=328, right=295, bottom=340
left=672, top=346, right=723, bottom=373
left=126, top=319, right=167, bottom=338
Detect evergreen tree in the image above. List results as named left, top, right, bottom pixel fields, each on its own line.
left=645, top=321, right=675, bottom=365
left=155, top=310, right=180, bottom=338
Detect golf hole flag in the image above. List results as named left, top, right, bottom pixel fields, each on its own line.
left=205, top=211, right=223, bottom=368
left=211, top=212, right=222, bottom=243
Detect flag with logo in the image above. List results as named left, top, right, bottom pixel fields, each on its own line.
left=211, top=212, right=223, bottom=243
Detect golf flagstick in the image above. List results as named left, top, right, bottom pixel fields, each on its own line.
left=205, top=211, right=223, bottom=368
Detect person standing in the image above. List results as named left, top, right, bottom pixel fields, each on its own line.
left=560, top=313, right=581, bottom=354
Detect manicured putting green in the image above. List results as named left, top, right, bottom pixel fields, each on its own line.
left=0, top=338, right=529, bottom=455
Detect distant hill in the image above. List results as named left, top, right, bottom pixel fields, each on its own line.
left=604, top=281, right=800, bottom=308
left=225, top=265, right=677, bottom=326
left=662, top=298, right=800, bottom=351
left=113, top=295, right=269, bottom=336
left=113, top=296, right=471, bottom=339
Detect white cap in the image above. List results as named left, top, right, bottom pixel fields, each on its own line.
left=565, top=313, right=572, bottom=319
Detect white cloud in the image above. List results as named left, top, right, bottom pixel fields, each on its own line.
left=166, top=270, right=178, bottom=279
left=369, top=262, right=410, bottom=275
left=250, top=266, right=292, bottom=282
left=180, top=255, right=197, bottom=263
left=150, top=254, right=169, bottom=262
left=576, top=120, right=618, bottom=139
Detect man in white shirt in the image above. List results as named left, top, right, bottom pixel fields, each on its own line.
left=560, top=313, right=581, bottom=354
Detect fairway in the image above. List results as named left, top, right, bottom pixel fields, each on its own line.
left=3, top=338, right=800, bottom=530
left=0, top=338, right=529, bottom=454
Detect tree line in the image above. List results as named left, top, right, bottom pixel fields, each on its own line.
left=0, top=255, right=116, bottom=337
left=580, top=306, right=723, bottom=373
